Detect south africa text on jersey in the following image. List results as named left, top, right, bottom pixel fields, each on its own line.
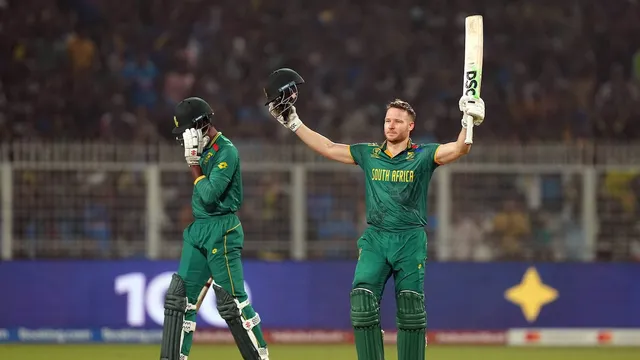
left=371, top=168, right=415, bottom=183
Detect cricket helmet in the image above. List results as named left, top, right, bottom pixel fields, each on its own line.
left=172, top=97, right=214, bottom=144
left=263, top=68, right=304, bottom=113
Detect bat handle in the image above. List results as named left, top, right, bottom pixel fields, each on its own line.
left=195, top=277, right=213, bottom=311
left=464, top=115, right=474, bottom=145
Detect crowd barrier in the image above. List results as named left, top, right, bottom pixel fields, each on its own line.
left=1, top=261, right=639, bottom=346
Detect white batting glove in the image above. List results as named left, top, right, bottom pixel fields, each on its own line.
left=183, top=128, right=201, bottom=166
left=459, top=95, right=485, bottom=128
left=199, top=133, right=210, bottom=154
left=268, top=104, right=303, bottom=132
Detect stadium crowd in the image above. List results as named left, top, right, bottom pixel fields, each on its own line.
left=2, top=0, right=640, bottom=144
left=4, top=0, right=640, bottom=261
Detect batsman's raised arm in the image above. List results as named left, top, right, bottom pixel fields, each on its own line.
left=434, top=127, right=471, bottom=165
left=286, top=117, right=355, bottom=165
left=435, top=96, right=486, bottom=165
left=262, top=68, right=354, bottom=165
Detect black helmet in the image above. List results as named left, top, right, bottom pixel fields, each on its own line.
left=172, top=97, right=214, bottom=144
left=263, top=68, right=304, bottom=113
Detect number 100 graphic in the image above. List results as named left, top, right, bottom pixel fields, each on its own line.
left=1, top=262, right=639, bottom=330
left=114, top=272, right=252, bottom=328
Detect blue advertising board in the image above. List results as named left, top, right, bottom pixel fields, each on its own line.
left=0, top=261, right=639, bottom=332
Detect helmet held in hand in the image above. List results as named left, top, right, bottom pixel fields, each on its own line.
left=263, top=68, right=304, bottom=115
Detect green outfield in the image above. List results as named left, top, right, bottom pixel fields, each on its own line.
left=0, top=344, right=639, bottom=360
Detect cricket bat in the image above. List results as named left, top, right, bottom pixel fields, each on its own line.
left=462, top=15, right=484, bottom=145
left=195, top=277, right=213, bottom=311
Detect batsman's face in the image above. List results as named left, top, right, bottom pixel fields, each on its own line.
left=384, top=108, right=414, bottom=143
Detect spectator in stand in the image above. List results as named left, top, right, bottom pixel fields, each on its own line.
left=0, top=0, right=638, bottom=145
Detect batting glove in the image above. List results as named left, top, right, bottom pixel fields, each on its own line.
left=183, top=128, right=201, bottom=166
left=269, top=103, right=303, bottom=132
left=199, top=133, right=210, bottom=154
left=459, top=95, right=485, bottom=128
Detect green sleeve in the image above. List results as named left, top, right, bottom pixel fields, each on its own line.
left=194, top=147, right=238, bottom=206
left=349, top=143, right=369, bottom=167
left=421, top=143, right=442, bottom=170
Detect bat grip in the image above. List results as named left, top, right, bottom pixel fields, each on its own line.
left=464, top=115, right=474, bottom=145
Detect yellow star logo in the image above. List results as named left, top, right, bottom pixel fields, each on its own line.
left=504, top=267, right=558, bottom=323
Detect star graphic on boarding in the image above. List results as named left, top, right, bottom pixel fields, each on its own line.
left=504, top=267, right=558, bottom=323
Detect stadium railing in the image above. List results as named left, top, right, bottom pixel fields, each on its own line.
left=0, top=142, right=637, bottom=261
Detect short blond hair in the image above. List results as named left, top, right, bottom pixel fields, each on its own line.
left=386, top=99, right=416, bottom=121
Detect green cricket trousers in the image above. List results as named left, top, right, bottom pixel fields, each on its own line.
left=352, top=226, right=428, bottom=297
left=177, top=213, right=267, bottom=356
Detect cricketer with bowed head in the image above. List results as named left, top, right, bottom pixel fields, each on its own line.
left=264, top=68, right=485, bottom=360
left=159, top=97, right=269, bottom=360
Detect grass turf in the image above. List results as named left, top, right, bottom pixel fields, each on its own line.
left=0, top=344, right=639, bottom=360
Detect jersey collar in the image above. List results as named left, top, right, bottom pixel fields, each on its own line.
left=205, top=132, right=222, bottom=151
left=379, top=138, right=414, bottom=157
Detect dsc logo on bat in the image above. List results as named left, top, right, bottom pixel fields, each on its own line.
left=464, top=70, right=479, bottom=96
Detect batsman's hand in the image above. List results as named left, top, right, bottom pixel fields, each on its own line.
left=268, top=103, right=303, bottom=132
left=183, top=128, right=202, bottom=166
left=459, top=95, right=485, bottom=128
left=199, top=133, right=210, bottom=154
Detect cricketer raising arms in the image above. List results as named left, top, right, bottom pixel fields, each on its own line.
left=264, top=68, right=485, bottom=360
left=159, top=97, right=269, bottom=360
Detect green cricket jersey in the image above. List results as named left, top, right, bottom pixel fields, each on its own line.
left=192, top=132, right=243, bottom=218
left=349, top=140, right=441, bottom=231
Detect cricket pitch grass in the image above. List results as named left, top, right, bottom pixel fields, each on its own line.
left=1, top=344, right=639, bottom=360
